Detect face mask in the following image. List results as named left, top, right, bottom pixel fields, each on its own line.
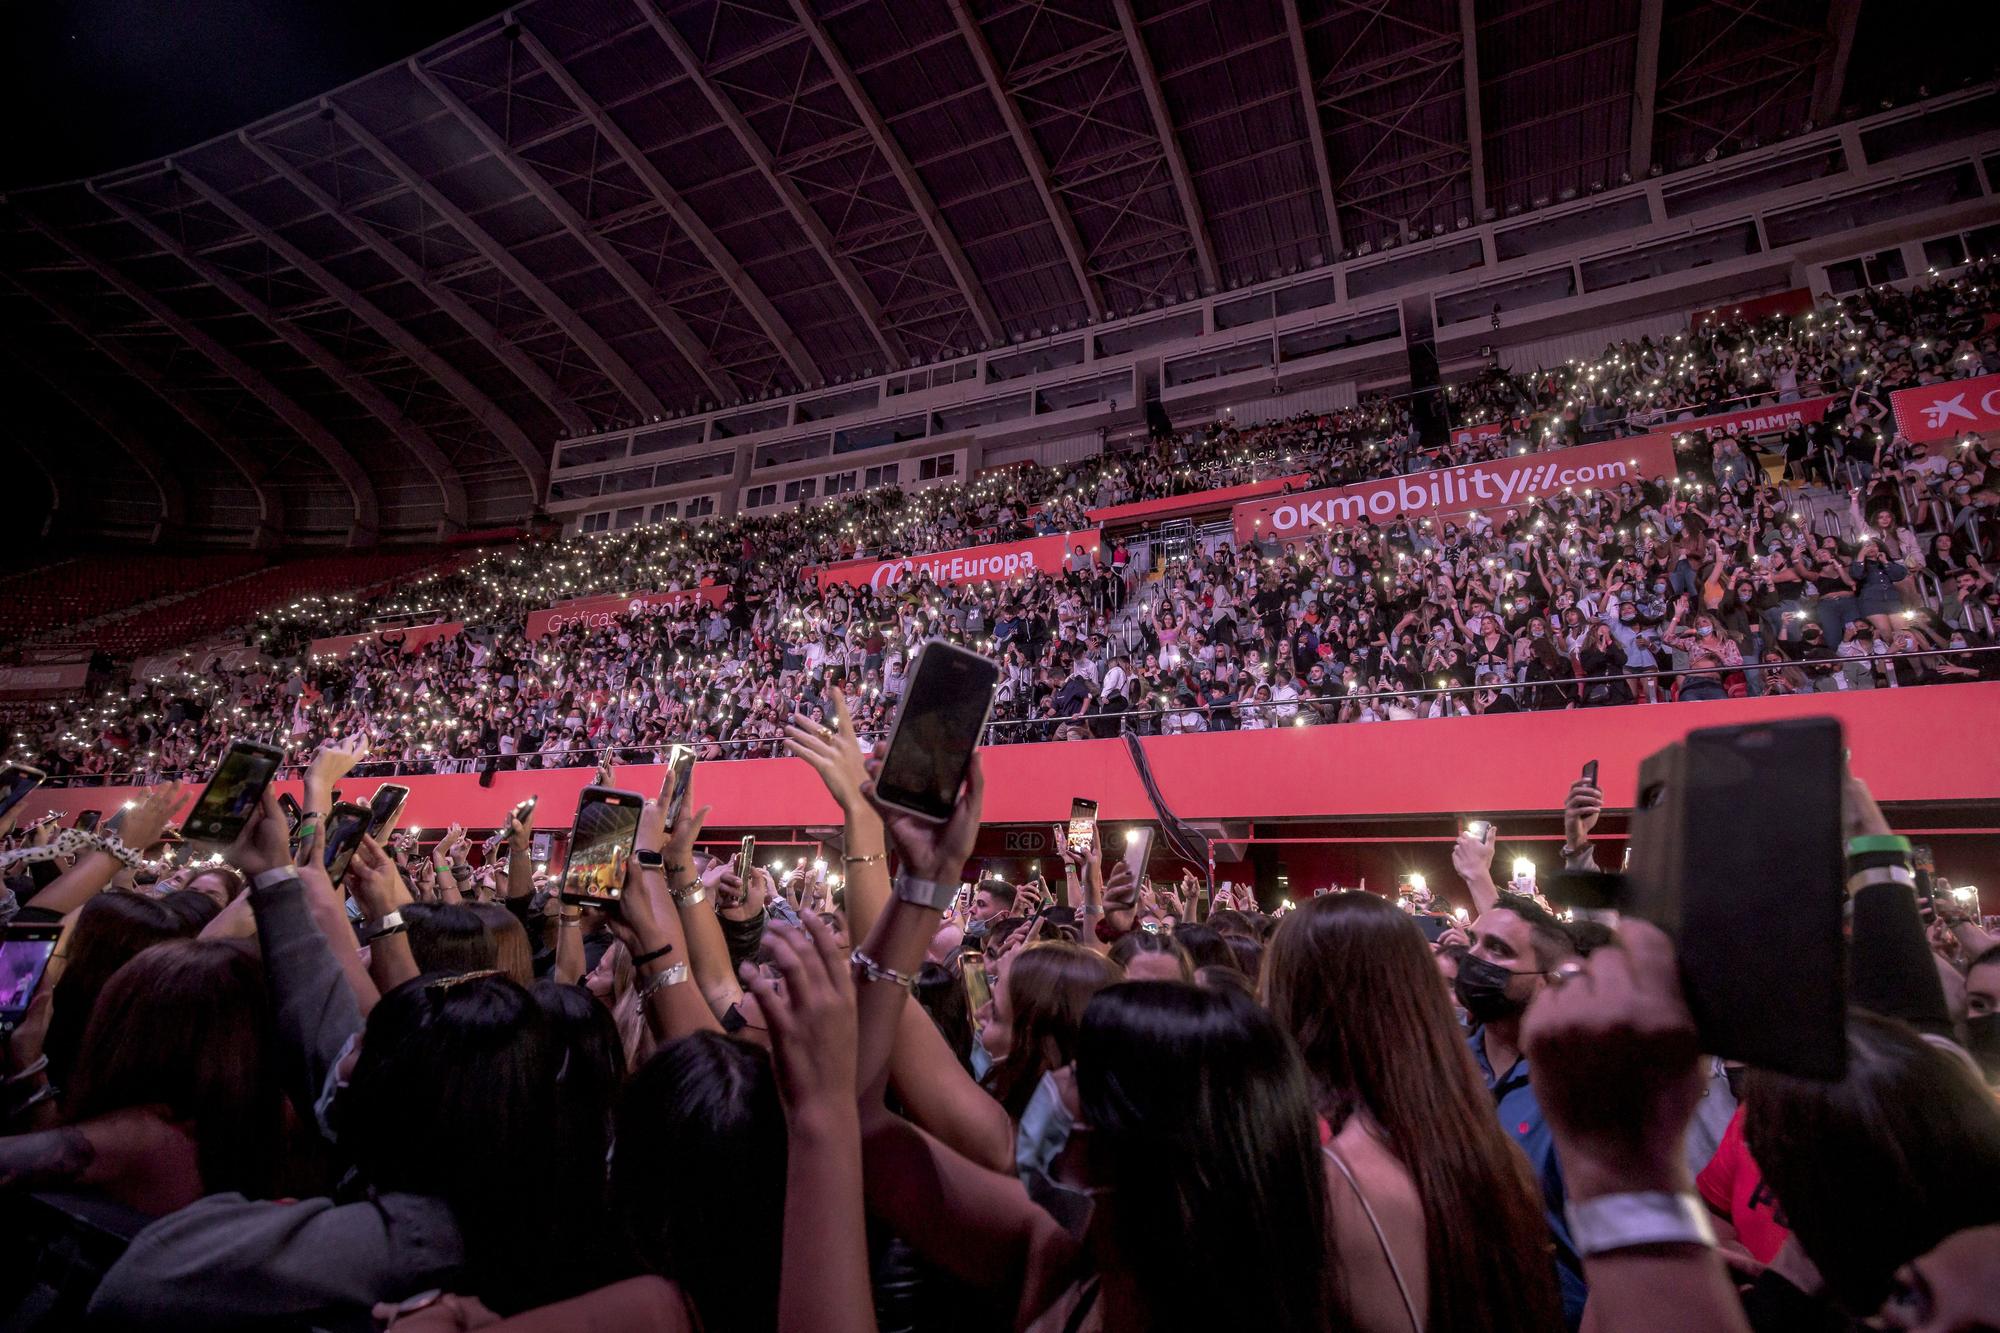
left=1697, top=624, right=1714, bottom=637
left=1016, top=1069, right=1075, bottom=1181
left=1966, top=1014, right=2000, bottom=1081
left=1454, top=953, right=1531, bottom=1024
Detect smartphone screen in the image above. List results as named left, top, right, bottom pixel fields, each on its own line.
left=662, top=745, right=696, bottom=828
left=1465, top=819, right=1494, bottom=843
left=962, top=951, right=993, bottom=1023
left=875, top=641, right=1001, bottom=823
left=322, top=801, right=373, bottom=881
left=560, top=786, right=645, bottom=906
left=73, top=809, right=102, bottom=832
left=0, top=925, right=61, bottom=1032
left=183, top=742, right=285, bottom=844
left=1067, top=798, right=1099, bottom=854
left=277, top=793, right=304, bottom=834
left=0, top=765, right=47, bottom=824
left=365, top=784, right=411, bottom=842
left=1580, top=759, right=1600, bottom=788
left=1123, top=826, right=1155, bottom=884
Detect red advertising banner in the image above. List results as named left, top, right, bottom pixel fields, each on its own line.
left=1085, top=475, right=1313, bottom=528
left=812, top=530, right=1101, bottom=592
left=1891, top=372, right=2000, bottom=445
left=1689, top=287, right=1815, bottom=328
left=1233, top=436, right=1678, bottom=545
left=0, top=662, right=87, bottom=700
left=524, top=585, right=731, bottom=640
left=1643, top=393, right=1840, bottom=442
left=308, top=621, right=463, bottom=662
left=1449, top=420, right=1507, bottom=448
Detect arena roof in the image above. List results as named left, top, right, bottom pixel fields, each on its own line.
left=0, top=0, right=1982, bottom=541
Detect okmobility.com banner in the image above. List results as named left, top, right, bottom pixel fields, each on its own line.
left=1230, top=435, right=1680, bottom=544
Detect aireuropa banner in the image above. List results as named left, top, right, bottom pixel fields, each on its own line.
left=308, top=621, right=463, bottom=662
left=1641, top=393, right=1840, bottom=443
left=1232, top=436, right=1678, bottom=544
left=812, top=531, right=1100, bottom=592
left=1891, top=372, right=2000, bottom=445
left=525, top=585, right=730, bottom=640
left=1449, top=420, right=1512, bottom=448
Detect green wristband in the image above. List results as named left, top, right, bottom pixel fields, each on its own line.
left=1845, top=834, right=1912, bottom=858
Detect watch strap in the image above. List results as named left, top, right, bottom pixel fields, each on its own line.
left=634, top=848, right=665, bottom=868
left=1565, top=1192, right=1715, bottom=1257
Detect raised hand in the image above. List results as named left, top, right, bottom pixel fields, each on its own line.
left=1563, top=778, right=1603, bottom=849
left=119, top=780, right=190, bottom=852
left=348, top=835, right=413, bottom=920
left=223, top=787, right=288, bottom=878
left=741, top=913, right=859, bottom=1111
left=782, top=689, right=871, bottom=813
left=862, top=745, right=983, bottom=889
left=306, top=736, right=366, bottom=797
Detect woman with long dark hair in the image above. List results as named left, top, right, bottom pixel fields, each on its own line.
left=1266, top=892, right=1565, bottom=1332
left=978, top=942, right=1121, bottom=1123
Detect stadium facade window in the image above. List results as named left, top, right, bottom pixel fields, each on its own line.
left=548, top=476, right=603, bottom=501
left=797, top=385, right=880, bottom=421
left=1579, top=222, right=1760, bottom=292
left=1662, top=146, right=1845, bottom=219
left=613, top=507, right=643, bottom=529
left=684, top=496, right=716, bottom=518
left=1164, top=341, right=1275, bottom=388
left=557, top=437, right=626, bottom=467
left=647, top=502, right=678, bottom=523
left=1859, top=92, right=1999, bottom=163
left=986, top=339, right=1085, bottom=383
left=1493, top=196, right=1651, bottom=261
left=1968, top=223, right=2000, bottom=261
left=1346, top=238, right=1482, bottom=298
left=1273, top=274, right=1338, bottom=317
left=1763, top=165, right=1982, bottom=248
left=1864, top=248, right=1909, bottom=285
left=653, top=453, right=734, bottom=486
left=833, top=414, right=926, bottom=456
left=1436, top=267, right=1577, bottom=325
left=864, top=463, right=899, bottom=488
left=744, top=484, right=777, bottom=509
left=1276, top=308, right=1402, bottom=363
left=1923, top=234, right=1969, bottom=270
left=933, top=392, right=1031, bottom=434
left=823, top=470, right=858, bottom=497
left=1092, top=310, right=1202, bottom=358
left=782, top=478, right=817, bottom=504
left=630, top=423, right=706, bottom=456
left=752, top=434, right=833, bottom=470
left=916, top=453, right=957, bottom=481
left=711, top=404, right=790, bottom=438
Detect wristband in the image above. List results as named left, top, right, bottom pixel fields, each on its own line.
left=252, top=866, right=299, bottom=892
left=363, top=910, right=406, bottom=944
left=893, top=871, right=955, bottom=911
left=669, top=883, right=707, bottom=907
left=1565, top=1192, right=1715, bottom=1256
left=636, top=962, right=689, bottom=998
left=1848, top=864, right=1916, bottom=892
left=843, top=851, right=885, bottom=866
left=1846, top=834, right=1912, bottom=858
left=630, top=942, right=675, bottom=968
left=634, top=849, right=664, bottom=868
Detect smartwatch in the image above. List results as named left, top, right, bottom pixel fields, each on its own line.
left=635, top=849, right=664, bottom=869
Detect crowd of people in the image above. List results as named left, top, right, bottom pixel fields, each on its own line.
left=0, top=702, right=1995, bottom=1331
left=6, top=267, right=2000, bottom=784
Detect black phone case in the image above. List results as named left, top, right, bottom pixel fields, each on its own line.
left=1627, top=718, right=1847, bottom=1079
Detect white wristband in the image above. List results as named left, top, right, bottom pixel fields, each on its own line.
left=893, top=871, right=955, bottom=911
left=1565, top=1191, right=1715, bottom=1256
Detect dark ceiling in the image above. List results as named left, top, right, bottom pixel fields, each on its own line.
left=0, top=0, right=1986, bottom=542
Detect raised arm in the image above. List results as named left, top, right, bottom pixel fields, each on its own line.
left=1451, top=824, right=1501, bottom=917
left=24, top=783, right=187, bottom=917
left=610, top=799, right=721, bottom=1043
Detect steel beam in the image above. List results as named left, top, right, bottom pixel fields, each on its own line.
left=1630, top=0, right=1665, bottom=177
left=17, top=202, right=380, bottom=543
left=946, top=0, right=1102, bottom=320
left=635, top=0, right=901, bottom=367
left=177, top=160, right=548, bottom=497
left=1281, top=0, right=1343, bottom=252
left=5, top=330, right=186, bottom=537
left=511, top=25, right=819, bottom=387
left=328, top=98, right=666, bottom=421
left=1810, top=0, right=1863, bottom=126
left=786, top=0, right=1002, bottom=346
left=1109, top=0, right=1219, bottom=289
left=3, top=269, right=283, bottom=544
left=408, top=59, right=726, bottom=405
left=235, top=129, right=588, bottom=439
left=92, top=179, right=468, bottom=534
left=1458, top=0, right=1487, bottom=217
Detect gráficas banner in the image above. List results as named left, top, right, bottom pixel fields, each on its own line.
left=524, top=585, right=730, bottom=640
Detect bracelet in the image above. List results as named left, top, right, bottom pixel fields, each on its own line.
left=556, top=914, right=583, bottom=929
left=631, top=942, right=675, bottom=967
left=892, top=871, right=956, bottom=911
left=1846, top=834, right=1912, bottom=858
left=636, top=962, right=689, bottom=998
left=669, top=883, right=707, bottom=907
left=1565, top=1192, right=1715, bottom=1256
left=363, top=921, right=409, bottom=945
left=4, top=1055, right=48, bottom=1085
left=843, top=851, right=886, bottom=866
left=850, top=948, right=916, bottom=989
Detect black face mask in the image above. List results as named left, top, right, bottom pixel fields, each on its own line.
left=1966, top=1014, right=2000, bottom=1081
left=1454, top=953, right=1531, bottom=1024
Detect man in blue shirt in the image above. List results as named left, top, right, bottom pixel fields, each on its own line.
left=1462, top=892, right=1589, bottom=1327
